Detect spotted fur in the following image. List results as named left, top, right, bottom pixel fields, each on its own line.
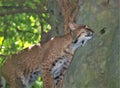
left=1, top=22, right=94, bottom=88
left=50, top=56, right=71, bottom=87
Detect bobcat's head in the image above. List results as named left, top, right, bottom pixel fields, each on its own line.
left=68, top=22, right=94, bottom=53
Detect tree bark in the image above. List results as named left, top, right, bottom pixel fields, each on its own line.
left=62, top=0, right=119, bottom=88
left=47, top=0, right=119, bottom=88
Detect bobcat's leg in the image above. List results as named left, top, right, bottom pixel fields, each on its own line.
left=8, top=74, right=28, bottom=88
left=42, top=65, right=55, bottom=88
left=9, top=81, right=24, bottom=88
left=9, top=84, right=25, bottom=88
left=57, top=77, right=63, bottom=88
left=9, top=83, right=27, bottom=88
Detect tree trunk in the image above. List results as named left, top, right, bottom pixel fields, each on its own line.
left=62, top=0, right=119, bottom=88
left=47, top=0, right=119, bottom=88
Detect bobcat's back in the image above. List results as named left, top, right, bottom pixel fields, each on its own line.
left=1, top=22, right=94, bottom=88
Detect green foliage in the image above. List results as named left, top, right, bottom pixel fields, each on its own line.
left=33, top=77, right=43, bottom=88
left=0, top=13, right=41, bottom=55
left=0, top=0, right=50, bottom=87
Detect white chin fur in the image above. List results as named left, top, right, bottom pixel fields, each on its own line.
left=70, top=36, right=92, bottom=54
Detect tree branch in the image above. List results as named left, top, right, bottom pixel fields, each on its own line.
left=0, top=6, right=48, bottom=16
left=0, top=54, right=9, bottom=59
left=57, top=0, right=81, bottom=34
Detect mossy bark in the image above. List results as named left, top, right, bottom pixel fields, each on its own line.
left=62, top=0, right=119, bottom=88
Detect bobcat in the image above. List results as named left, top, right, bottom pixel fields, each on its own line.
left=1, top=22, right=94, bottom=88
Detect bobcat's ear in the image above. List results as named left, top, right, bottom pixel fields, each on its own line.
left=68, top=22, right=78, bottom=31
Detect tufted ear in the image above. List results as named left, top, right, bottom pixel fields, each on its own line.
left=85, top=25, right=89, bottom=29
left=68, top=22, right=79, bottom=31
